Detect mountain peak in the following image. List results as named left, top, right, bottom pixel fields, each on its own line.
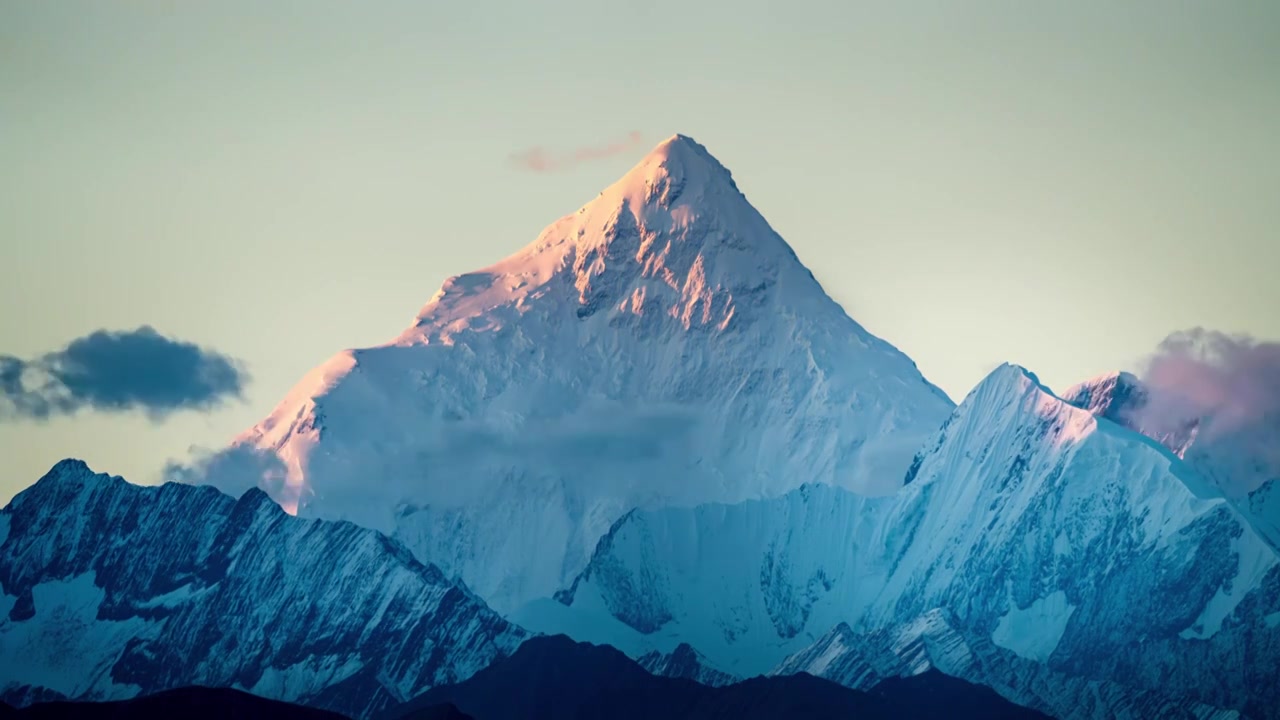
left=951, top=363, right=1107, bottom=450
left=970, top=363, right=1050, bottom=398
left=1061, top=371, right=1149, bottom=423
left=645, top=133, right=716, bottom=166
left=658, top=132, right=700, bottom=148
left=401, top=133, right=817, bottom=339
left=224, top=131, right=955, bottom=611
left=43, top=457, right=93, bottom=479
left=600, top=133, right=742, bottom=215
left=17, top=458, right=108, bottom=503
left=618, top=134, right=735, bottom=198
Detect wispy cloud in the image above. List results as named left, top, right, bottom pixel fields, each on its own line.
left=165, top=445, right=288, bottom=501
left=510, top=131, right=644, bottom=173
left=167, top=400, right=701, bottom=513
left=0, top=326, right=247, bottom=421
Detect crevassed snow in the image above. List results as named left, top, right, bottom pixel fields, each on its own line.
left=991, top=591, right=1075, bottom=663
left=192, top=134, right=954, bottom=613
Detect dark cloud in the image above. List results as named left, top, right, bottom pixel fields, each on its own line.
left=510, top=131, right=644, bottom=173
left=0, top=326, right=248, bottom=421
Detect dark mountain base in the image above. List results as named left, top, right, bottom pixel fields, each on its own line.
left=387, top=635, right=1051, bottom=720
left=0, top=687, right=352, bottom=720
left=868, top=671, right=1051, bottom=719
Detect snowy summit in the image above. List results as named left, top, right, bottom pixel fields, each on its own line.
left=204, top=134, right=955, bottom=612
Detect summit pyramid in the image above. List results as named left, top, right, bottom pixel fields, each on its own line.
left=200, top=135, right=955, bottom=612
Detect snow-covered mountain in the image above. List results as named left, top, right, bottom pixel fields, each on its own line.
left=200, top=134, right=954, bottom=612
left=0, top=460, right=527, bottom=719
left=523, top=364, right=1280, bottom=719
left=1063, top=371, right=1280, bottom=554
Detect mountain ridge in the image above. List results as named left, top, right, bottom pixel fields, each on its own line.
left=0, top=686, right=353, bottom=720
left=0, top=461, right=526, bottom=719
left=386, top=634, right=1049, bottom=720
left=524, top=361, right=1280, bottom=718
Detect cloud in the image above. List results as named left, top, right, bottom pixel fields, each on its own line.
left=1126, top=328, right=1280, bottom=493
left=0, top=326, right=248, bottom=421
left=1135, top=328, right=1280, bottom=435
left=427, top=401, right=700, bottom=467
left=164, top=444, right=288, bottom=500
left=160, top=401, right=703, bottom=527
left=510, top=131, right=644, bottom=173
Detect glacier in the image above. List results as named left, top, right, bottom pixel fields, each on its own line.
left=0, top=460, right=527, bottom=719
left=194, top=134, right=954, bottom=613
left=528, top=364, right=1280, bottom=719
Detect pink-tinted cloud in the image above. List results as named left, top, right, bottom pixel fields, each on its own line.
left=1136, top=329, right=1280, bottom=435
left=1126, top=328, right=1280, bottom=493
left=510, top=131, right=644, bottom=173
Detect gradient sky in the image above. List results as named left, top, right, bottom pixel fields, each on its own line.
left=2, top=0, right=1277, bottom=501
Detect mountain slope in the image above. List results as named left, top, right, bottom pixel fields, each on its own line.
left=776, top=610, right=1241, bottom=720
left=0, top=461, right=527, bottom=719
left=197, top=134, right=954, bottom=612
left=386, top=635, right=1048, bottom=720
left=1062, top=371, right=1280, bottom=554
left=527, top=364, right=1280, bottom=718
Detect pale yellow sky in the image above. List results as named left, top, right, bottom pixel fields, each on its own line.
left=2, top=0, right=1277, bottom=499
